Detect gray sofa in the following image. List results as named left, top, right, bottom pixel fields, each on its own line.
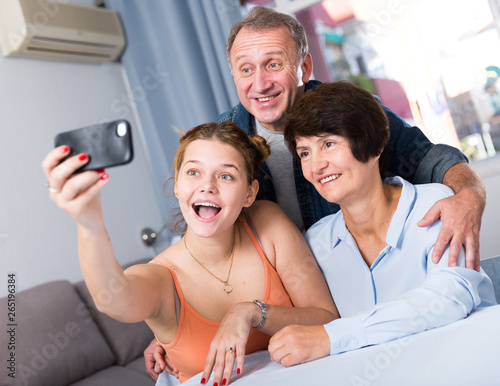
left=0, top=260, right=157, bottom=386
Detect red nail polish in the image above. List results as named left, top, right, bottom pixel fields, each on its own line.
left=79, top=154, right=88, bottom=161
left=96, top=169, right=105, bottom=174
left=213, top=383, right=218, bottom=386
left=237, top=368, right=241, bottom=375
left=222, top=379, right=227, bottom=386
left=200, top=378, right=206, bottom=385
left=100, top=173, right=109, bottom=181
left=61, top=145, right=69, bottom=153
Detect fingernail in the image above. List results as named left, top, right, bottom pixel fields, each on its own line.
left=100, top=174, right=109, bottom=181
left=200, top=378, right=206, bottom=385
left=237, top=368, right=241, bottom=375
left=79, top=154, right=88, bottom=161
left=222, top=379, right=227, bottom=386
left=61, top=146, right=69, bottom=153
left=213, top=383, right=218, bottom=386
left=96, top=169, right=105, bottom=174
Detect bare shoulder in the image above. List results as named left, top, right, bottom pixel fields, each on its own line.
left=247, top=200, right=301, bottom=241
left=247, top=201, right=314, bottom=276
left=248, top=200, right=291, bottom=225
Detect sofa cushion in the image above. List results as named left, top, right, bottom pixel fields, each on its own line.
left=69, top=365, right=155, bottom=386
left=125, top=356, right=150, bottom=374
left=0, top=280, right=115, bottom=386
left=75, top=279, right=155, bottom=366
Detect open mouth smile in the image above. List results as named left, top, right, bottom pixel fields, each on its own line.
left=193, top=202, right=221, bottom=219
left=256, top=94, right=279, bottom=102
left=320, top=174, right=341, bottom=184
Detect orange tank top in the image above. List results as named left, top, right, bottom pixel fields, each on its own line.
left=149, top=216, right=292, bottom=382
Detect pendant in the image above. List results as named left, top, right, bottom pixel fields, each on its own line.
left=224, top=283, right=233, bottom=294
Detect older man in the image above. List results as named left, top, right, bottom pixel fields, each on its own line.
left=148, top=6, right=486, bottom=381
left=217, top=6, right=484, bottom=270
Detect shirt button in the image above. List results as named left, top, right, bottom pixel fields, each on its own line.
left=340, top=341, right=347, bottom=348
left=352, top=340, right=358, bottom=346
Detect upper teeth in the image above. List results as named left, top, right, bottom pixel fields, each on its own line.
left=320, top=174, right=340, bottom=184
left=194, top=202, right=220, bottom=208
left=257, top=95, right=276, bottom=102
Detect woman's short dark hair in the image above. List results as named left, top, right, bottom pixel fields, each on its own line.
left=284, top=81, right=392, bottom=175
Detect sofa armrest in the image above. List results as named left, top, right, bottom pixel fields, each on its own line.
left=0, top=280, right=115, bottom=386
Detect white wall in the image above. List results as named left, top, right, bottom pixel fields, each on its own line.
left=0, top=48, right=166, bottom=297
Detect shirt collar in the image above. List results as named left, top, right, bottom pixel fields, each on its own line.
left=316, top=176, right=416, bottom=251
left=384, top=176, right=416, bottom=248
left=309, top=212, right=348, bottom=252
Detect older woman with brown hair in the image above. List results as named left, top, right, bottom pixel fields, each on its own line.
left=268, top=81, right=496, bottom=366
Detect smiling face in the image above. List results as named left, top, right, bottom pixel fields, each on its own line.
left=230, top=26, right=312, bottom=132
left=174, top=139, right=258, bottom=238
left=296, top=135, right=380, bottom=207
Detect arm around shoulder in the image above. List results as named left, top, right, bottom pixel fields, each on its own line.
left=442, top=162, right=486, bottom=209
left=418, top=162, right=485, bottom=270
left=412, top=144, right=469, bottom=184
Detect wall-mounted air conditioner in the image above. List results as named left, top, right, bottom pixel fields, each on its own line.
left=0, top=0, right=125, bottom=64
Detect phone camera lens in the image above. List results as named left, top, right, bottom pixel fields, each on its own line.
left=116, top=122, right=128, bottom=137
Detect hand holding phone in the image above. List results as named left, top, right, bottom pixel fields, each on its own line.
left=54, top=120, right=134, bottom=173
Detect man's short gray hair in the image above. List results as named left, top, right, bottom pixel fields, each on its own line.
left=226, top=6, right=309, bottom=68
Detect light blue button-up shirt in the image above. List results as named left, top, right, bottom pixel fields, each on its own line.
left=305, top=176, right=496, bottom=355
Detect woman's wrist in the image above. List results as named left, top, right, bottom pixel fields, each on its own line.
left=77, top=220, right=108, bottom=240
left=233, top=301, right=263, bottom=328
left=252, top=300, right=267, bottom=329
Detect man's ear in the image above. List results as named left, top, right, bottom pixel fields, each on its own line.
left=244, top=180, right=259, bottom=207
left=301, top=53, right=313, bottom=84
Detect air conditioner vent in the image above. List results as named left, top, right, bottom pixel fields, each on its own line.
left=27, top=46, right=114, bottom=59
left=0, top=0, right=125, bottom=64
left=31, top=36, right=119, bottom=50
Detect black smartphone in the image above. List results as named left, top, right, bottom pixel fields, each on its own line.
left=54, top=120, right=134, bottom=173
